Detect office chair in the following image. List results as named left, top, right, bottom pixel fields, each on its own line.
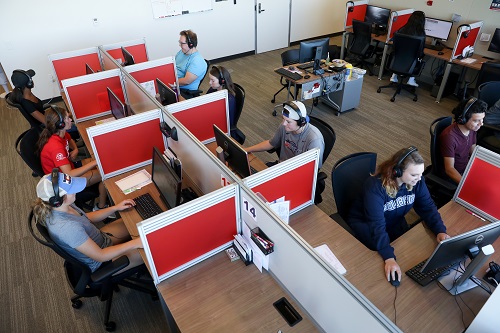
left=231, top=83, right=246, bottom=144
left=377, top=33, right=426, bottom=102
left=28, top=210, right=158, bottom=332
left=347, top=20, right=378, bottom=76
left=330, top=152, right=377, bottom=236
left=271, top=49, right=301, bottom=104
left=477, top=81, right=500, bottom=108
left=423, top=116, right=457, bottom=208
left=6, top=92, right=44, bottom=129
left=461, top=62, right=500, bottom=100
left=179, top=59, right=210, bottom=99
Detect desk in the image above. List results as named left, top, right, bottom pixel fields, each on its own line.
left=75, top=115, right=114, bottom=156
left=205, top=141, right=268, bottom=174
left=290, top=202, right=499, bottom=332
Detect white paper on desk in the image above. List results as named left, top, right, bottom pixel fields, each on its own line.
left=269, top=200, right=290, bottom=224
left=115, top=169, right=152, bottom=194
left=460, top=58, right=477, bottom=64
left=314, top=244, right=346, bottom=275
left=141, top=80, right=156, bottom=97
left=95, top=117, right=115, bottom=125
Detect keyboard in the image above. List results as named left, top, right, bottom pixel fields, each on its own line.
left=425, top=43, right=444, bottom=51
left=133, top=193, right=163, bottom=220
left=297, top=62, right=314, bottom=70
left=250, top=165, right=258, bottom=174
left=276, top=67, right=303, bottom=81
left=405, top=258, right=456, bottom=286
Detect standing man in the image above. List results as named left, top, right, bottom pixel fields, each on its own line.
left=175, top=30, right=207, bottom=99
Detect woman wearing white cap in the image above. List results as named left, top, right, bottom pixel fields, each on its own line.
left=33, top=170, right=143, bottom=274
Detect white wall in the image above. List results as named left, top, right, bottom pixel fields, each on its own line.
left=291, top=0, right=344, bottom=42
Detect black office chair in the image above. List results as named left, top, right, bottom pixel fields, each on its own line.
left=423, top=116, right=457, bottom=208
left=271, top=49, right=301, bottom=104
left=330, top=152, right=377, bottom=236
left=347, top=20, right=378, bottom=76
left=377, top=33, right=426, bottom=102
left=6, top=92, right=44, bottom=129
left=179, top=59, right=210, bottom=99
left=231, top=83, right=246, bottom=144
left=462, top=62, right=500, bottom=100
left=477, top=81, right=500, bottom=108
left=28, top=210, right=157, bottom=332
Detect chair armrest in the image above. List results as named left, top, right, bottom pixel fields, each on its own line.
left=317, top=171, right=327, bottom=182
left=91, top=256, right=129, bottom=283
left=425, top=174, right=457, bottom=192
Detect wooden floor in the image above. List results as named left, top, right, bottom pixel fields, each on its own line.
left=0, top=35, right=460, bottom=333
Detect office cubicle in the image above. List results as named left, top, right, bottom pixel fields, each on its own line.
left=49, top=47, right=102, bottom=90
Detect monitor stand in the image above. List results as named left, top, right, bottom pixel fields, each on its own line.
left=438, top=245, right=494, bottom=295
left=313, top=46, right=325, bottom=75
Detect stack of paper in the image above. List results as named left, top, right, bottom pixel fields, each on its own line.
left=115, top=169, right=152, bottom=194
left=314, top=244, right=347, bottom=275
left=233, top=234, right=253, bottom=264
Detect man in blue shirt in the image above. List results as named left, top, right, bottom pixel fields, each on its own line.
left=175, top=30, right=207, bottom=99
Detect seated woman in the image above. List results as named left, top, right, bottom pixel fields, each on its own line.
left=37, top=106, right=108, bottom=211
left=207, top=65, right=237, bottom=129
left=33, top=171, right=143, bottom=273
left=347, top=147, right=449, bottom=282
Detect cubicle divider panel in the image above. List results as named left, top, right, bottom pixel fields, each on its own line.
left=87, top=110, right=166, bottom=179
left=62, top=69, right=123, bottom=122
left=121, top=71, right=161, bottom=115
left=166, top=90, right=229, bottom=143
left=453, top=146, right=500, bottom=222
left=98, top=47, right=121, bottom=71
left=239, top=186, right=398, bottom=333
left=102, top=38, right=149, bottom=64
left=387, top=9, right=413, bottom=39
left=138, top=184, right=240, bottom=284
left=244, top=149, right=319, bottom=214
left=124, top=57, right=178, bottom=90
left=49, top=47, right=101, bottom=90
left=452, top=21, right=483, bottom=60
left=344, top=0, right=368, bottom=29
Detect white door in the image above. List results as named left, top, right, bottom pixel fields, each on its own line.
left=256, top=0, right=290, bottom=53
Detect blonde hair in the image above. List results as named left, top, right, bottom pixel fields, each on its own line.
left=32, top=198, right=53, bottom=227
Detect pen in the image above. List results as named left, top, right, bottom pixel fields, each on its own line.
left=465, top=209, right=486, bottom=222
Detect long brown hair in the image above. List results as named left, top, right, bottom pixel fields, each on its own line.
left=36, top=106, right=67, bottom=154
left=210, top=65, right=236, bottom=96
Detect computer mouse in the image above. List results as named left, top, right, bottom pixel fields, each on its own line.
left=304, top=75, right=311, bottom=79
left=288, top=66, right=295, bottom=71
left=438, top=51, right=445, bottom=55
left=389, top=272, right=400, bottom=287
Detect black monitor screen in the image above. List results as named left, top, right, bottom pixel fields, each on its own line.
left=364, top=5, right=390, bottom=29
left=213, top=124, right=251, bottom=178
left=121, top=46, right=135, bottom=66
left=152, top=147, right=182, bottom=209
left=107, top=87, right=126, bottom=120
left=424, top=17, right=453, bottom=41
left=299, top=38, right=329, bottom=63
left=488, top=28, right=500, bottom=54
left=156, top=78, right=178, bottom=106
left=85, top=63, right=94, bottom=75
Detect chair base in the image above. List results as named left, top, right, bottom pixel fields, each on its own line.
left=377, top=81, right=418, bottom=102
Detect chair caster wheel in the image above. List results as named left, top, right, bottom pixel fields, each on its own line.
left=313, top=98, right=318, bottom=106
left=272, top=110, right=277, bottom=117
left=413, top=97, right=418, bottom=102
left=271, top=98, right=275, bottom=103
left=72, top=300, right=83, bottom=309
left=390, top=98, right=395, bottom=102
left=377, top=88, right=381, bottom=93
left=105, top=321, right=116, bottom=332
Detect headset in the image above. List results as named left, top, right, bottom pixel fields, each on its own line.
left=213, top=65, right=226, bottom=86
left=346, top=1, right=354, bottom=12
left=183, top=30, right=194, bottom=49
left=392, top=11, right=399, bottom=22
left=13, top=69, right=34, bottom=89
left=457, top=97, right=477, bottom=125
left=458, top=24, right=471, bottom=39
left=49, top=168, right=63, bottom=207
left=283, top=101, right=307, bottom=127
left=392, top=146, right=418, bottom=178
left=50, top=105, right=66, bottom=130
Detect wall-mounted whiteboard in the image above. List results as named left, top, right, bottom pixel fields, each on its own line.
left=151, top=0, right=213, bottom=19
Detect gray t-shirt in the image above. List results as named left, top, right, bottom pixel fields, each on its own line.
left=269, top=123, right=325, bottom=168
left=46, top=205, right=112, bottom=272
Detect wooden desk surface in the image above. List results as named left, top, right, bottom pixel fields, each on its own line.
left=273, top=64, right=344, bottom=86
left=290, top=202, right=499, bottom=333
left=76, top=115, right=114, bottom=156
left=452, top=53, right=491, bottom=71
left=205, top=141, right=268, bottom=175
left=424, top=47, right=453, bottom=61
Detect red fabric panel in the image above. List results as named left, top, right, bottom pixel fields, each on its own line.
left=65, top=76, right=122, bottom=119
left=251, top=160, right=316, bottom=210
left=454, top=27, right=481, bottom=57
left=146, top=197, right=237, bottom=276
left=52, top=53, right=101, bottom=87
left=173, top=99, right=228, bottom=141
left=456, top=158, right=500, bottom=220
left=346, top=4, right=367, bottom=27
left=129, top=64, right=177, bottom=87
left=107, top=44, right=148, bottom=64
left=389, top=14, right=411, bottom=39
left=92, top=119, right=164, bottom=174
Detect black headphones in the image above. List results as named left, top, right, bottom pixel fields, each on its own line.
left=457, top=97, right=478, bottom=125
left=346, top=1, right=354, bottom=12
left=393, top=146, right=418, bottom=178
left=213, top=66, right=226, bottom=86
left=458, top=24, right=471, bottom=38
left=51, top=105, right=66, bottom=130
left=49, top=168, right=63, bottom=207
left=13, top=69, right=34, bottom=89
left=392, top=11, right=399, bottom=22
left=283, top=101, right=307, bottom=127
left=183, top=30, right=194, bottom=49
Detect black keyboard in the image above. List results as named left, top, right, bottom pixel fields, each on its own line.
left=250, top=165, right=258, bottom=174
left=405, top=258, right=456, bottom=286
left=297, top=62, right=314, bottom=70
left=133, top=193, right=163, bottom=220
left=276, top=67, right=303, bottom=81
left=425, top=43, right=444, bottom=51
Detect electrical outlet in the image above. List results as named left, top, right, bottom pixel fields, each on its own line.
left=93, top=18, right=99, bottom=27
left=452, top=14, right=461, bottom=23
left=480, top=33, right=491, bottom=42
left=48, top=74, right=56, bottom=83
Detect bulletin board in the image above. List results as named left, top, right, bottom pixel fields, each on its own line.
left=151, top=0, right=213, bottom=19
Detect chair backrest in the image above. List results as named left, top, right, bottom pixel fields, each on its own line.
left=6, top=92, right=42, bottom=128
left=17, top=127, right=45, bottom=177
left=233, top=83, right=245, bottom=127
left=309, top=116, right=335, bottom=165
left=478, top=81, right=500, bottom=108
left=389, top=33, right=425, bottom=76
left=350, top=20, right=372, bottom=56
left=199, top=59, right=210, bottom=88
left=429, top=116, right=453, bottom=178
left=281, top=49, right=300, bottom=66
left=331, top=152, right=377, bottom=220
left=477, top=62, right=500, bottom=88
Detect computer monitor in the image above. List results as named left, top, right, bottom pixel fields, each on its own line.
left=424, top=17, right=453, bottom=41
left=121, top=46, right=135, bottom=66
left=298, top=38, right=329, bottom=63
left=107, top=87, right=127, bottom=120
left=420, top=220, right=500, bottom=294
left=487, top=28, right=500, bottom=54
left=213, top=124, right=252, bottom=178
left=156, top=78, right=178, bottom=106
left=364, top=5, right=390, bottom=31
left=151, top=147, right=182, bottom=209
left=85, top=63, right=95, bottom=75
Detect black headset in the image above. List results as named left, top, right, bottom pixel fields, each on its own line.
left=457, top=97, right=478, bottom=125
left=458, top=24, right=471, bottom=38
left=283, top=101, right=307, bottom=127
left=51, top=106, right=66, bottom=130
left=393, top=146, right=418, bottom=178
left=183, top=30, right=194, bottom=49
left=213, top=65, right=226, bottom=86
left=346, top=1, right=354, bottom=12
left=49, top=168, right=63, bottom=207
left=13, top=69, right=34, bottom=89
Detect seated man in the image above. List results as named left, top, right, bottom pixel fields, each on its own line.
left=439, top=98, right=487, bottom=184
left=175, top=30, right=207, bottom=99
left=245, top=101, right=324, bottom=168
